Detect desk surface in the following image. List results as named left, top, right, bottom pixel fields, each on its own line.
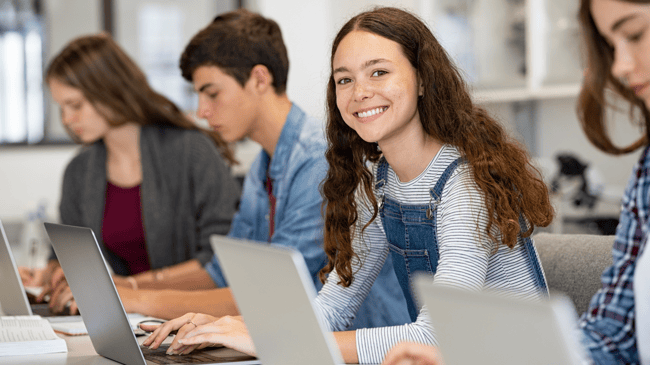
left=0, top=335, right=328, bottom=365
left=0, top=333, right=121, bottom=364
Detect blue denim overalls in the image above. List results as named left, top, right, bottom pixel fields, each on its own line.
left=375, top=157, right=548, bottom=321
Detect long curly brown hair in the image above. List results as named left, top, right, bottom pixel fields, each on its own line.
left=320, top=7, right=554, bottom=286
left=577, top=0, right=649, bottom=154
left=47, top=33, right=235, bottom=164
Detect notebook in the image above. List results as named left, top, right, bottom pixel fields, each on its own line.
left=44, top=222, right=259, bottom=365
left=0, top=220, right=68, bottom=356
left=0, top=316, right=67, bottom=357
left=210, top=234, right=346, bottom=365
left=413, top=276, right=589, bottom=365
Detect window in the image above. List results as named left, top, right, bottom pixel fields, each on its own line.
left=0, top=0, right=44, bottom=144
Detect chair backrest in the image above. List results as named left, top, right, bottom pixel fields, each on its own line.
left=533, top=233, right=613, bottom=315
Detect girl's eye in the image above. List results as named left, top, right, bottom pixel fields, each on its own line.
left=70, top=102, right=82, bottom=110
left=208, top=93, right=218, bottom=99
left=336, top=78, right=351, bottom=85
left=628, top=31, right=645, bottom=43
left=372, top=70, right=387, bottom=77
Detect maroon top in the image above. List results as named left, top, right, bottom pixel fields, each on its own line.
left=265, top=172, right=276, bottom=242
left=102, top=182, right=150, bottom=275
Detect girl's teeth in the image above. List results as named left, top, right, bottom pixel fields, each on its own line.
left=359, top=107, right=385, bottom=118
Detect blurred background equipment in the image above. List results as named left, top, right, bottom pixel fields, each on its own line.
left=550, top=153, right=619, bottom=235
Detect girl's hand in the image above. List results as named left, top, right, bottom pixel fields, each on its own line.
left=382, top=342, right=444, bottom=365
left=48, top=280, right=78, bottom=314
left=176, top=315, right=256, bottom=357
left=19, top=267, right=47, bottom=287
left=37, top=266, right=66, bottom=302
left=141, top=312, right=217, bottom=353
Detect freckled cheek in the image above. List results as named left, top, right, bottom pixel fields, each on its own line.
left=391, top=79, right=418, bottom=109
left=335, top=91, right=350, bottom=117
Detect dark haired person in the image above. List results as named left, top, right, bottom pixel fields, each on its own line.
left=144, top=7, right=553, bottom=363
left=20, top=33, right=240, bottom=314
left=121, top=9, right=410, bottom=334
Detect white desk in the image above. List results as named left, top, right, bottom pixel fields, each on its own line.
left=0, top=330, right=373, bottom=365
left=0, top=333, right=121, bottom=364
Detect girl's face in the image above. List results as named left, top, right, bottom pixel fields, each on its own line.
left=591, top=0, right=650, bottom=108
left=48, top=78, right=111, bottom=143
left=332, top=30, right=423, bottom=149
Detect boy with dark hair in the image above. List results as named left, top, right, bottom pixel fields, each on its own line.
left=119, top=9, right=409, bottom=332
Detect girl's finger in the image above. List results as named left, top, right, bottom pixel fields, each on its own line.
left=178, top=333, right=222, bottom=345
left=179, top=344, right=201, bottom=355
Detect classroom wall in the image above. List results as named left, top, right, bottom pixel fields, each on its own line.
left=0, top=0, right=644, bottom=226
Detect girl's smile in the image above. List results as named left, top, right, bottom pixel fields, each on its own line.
left=354, top=106, right=389, bottom=119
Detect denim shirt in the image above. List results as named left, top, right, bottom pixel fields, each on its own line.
left=205, top=104, right=410, bottom=330
left=206, top=104, right=328, bottom=287
left=580, top=145, right=650, bottom=365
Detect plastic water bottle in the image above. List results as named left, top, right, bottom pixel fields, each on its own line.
left=20, top=201, right=49, bottom=269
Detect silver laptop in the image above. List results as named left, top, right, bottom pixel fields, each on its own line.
left=0, top=218, right=73, bottom=317
left=210, top=234, right=345, bottom=365
left=414, top=276, right=588, bottom=365
left=44, top=222, right=259, bottom=365
left=0, top=218, right=33, bottom=316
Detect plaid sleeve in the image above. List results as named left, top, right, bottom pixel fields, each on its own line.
left=579, top=146, right=650, bottom=365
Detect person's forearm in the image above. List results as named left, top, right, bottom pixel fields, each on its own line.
left=126, top=287, right=240, bottom=320
left=334, top=330, right=359, bottom=364
left=130, top=260, right=217, bottom=290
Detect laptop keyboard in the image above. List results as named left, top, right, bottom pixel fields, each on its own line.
left=140, top=345, right=257, bottom=364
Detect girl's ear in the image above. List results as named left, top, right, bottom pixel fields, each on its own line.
left=419, top=80, right=424, bottom=97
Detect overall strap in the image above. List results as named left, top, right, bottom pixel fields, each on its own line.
left=518, top=215, right=549, bottom=294
left=374, top=157, right=389, bottom=190
left=426, top=158, right=464, bottom=218
left=375, top=157, right=389, bottom=208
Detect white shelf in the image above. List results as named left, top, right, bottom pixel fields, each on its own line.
left=472, top=83, right=581, bottom=104
left=420, top=0, right=582, bottom=105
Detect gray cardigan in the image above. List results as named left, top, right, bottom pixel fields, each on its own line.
left=56, top=125, right=240, bottom=275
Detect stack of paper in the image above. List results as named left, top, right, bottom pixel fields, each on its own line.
left=0, top=316, right=67, bottom=356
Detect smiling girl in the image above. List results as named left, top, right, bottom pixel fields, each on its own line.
left=152, top=7, right=555, bottom=364
left=313, top=7, right=554, bottom=363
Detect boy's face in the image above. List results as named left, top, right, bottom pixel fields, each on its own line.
left=193, top=65, right=258, bottom=143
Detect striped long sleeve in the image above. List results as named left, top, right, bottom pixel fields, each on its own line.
left=313, top=145, right=545, bottom=364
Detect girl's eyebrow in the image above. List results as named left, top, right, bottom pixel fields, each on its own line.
left=62, top=98, right=81, bottom=105
left=611, top=14, right=641, bottom=33
left=333, top=58, right=390, bottom=75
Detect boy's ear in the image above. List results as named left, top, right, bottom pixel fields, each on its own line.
left=249, top=65, right=274, bottom=93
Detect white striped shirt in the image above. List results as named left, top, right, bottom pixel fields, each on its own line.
left=313, top=145, right=546, bottom=364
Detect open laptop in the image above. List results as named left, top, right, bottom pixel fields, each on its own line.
left=0, top=218, right=33, bottom=316
left=210, top=234, right=345, bottom=365
left=0, top=218, right=77, bottom=317
left=414, top=276, right=589, bottom=365
left=44, top=222, right=259, bottom=365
